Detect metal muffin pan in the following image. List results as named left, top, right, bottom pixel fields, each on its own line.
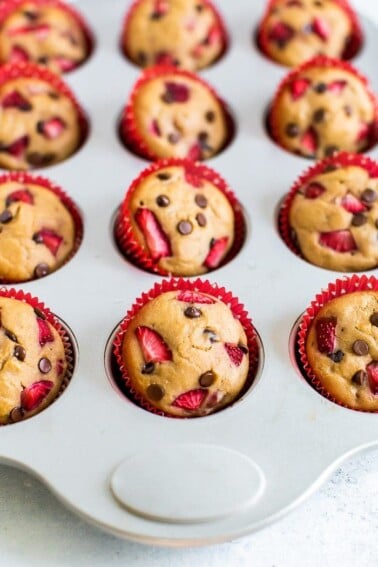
left=0, top=0, right=377, bottom=547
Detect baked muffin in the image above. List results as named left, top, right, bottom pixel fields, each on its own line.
left=0, top=174, right=81, bottom=282
left=282, top=154, right=378, bottom=272
left=0, top=292, right=68, bottom=424
left=116, top=160, right=238, bottom=276
left=122, top=0, right=227, bottom=71
left=258, top=0, right=361, bottom=67
left=0, top=0, right=91, bottom=73
left=0, top=64, right=84, bottom=170
left=269, top=57, right=377, bottom=159
left=119, top=289, right=250, bottom=417
left=121, top=66, right=229, bottom=161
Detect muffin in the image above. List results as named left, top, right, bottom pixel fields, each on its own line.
left=115, top=285, right=253, bottom=417
left=269, top=56, right=378, bottom=159
left=0, top=173, right=82, bottom=282
left=0, top=290, right=69, bottom=424
left=0, top=63, right=85, bottom=170
left=121, top=66, right=229, bottom=161
left=281, top=153, right=378, bottom=272
left=122, top=0, right=227, bottom=71
left=116, top=159, right=243, bottom=276
left=0, top=0, right=91, bottom=73
left=301, top=278, right=378, bottom=411
left=258, top=0, right=361, bottom=67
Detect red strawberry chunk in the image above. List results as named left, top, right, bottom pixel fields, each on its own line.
left=172, top=388, right=207, bottom=410
left=224, top=343, right=245, bottom=367
left=37, top=317, right=54, bottom=347
left=301, top=128, right=318, bottom=156
left=357, top=123, right=370, bottom=143
left=328, top=80, right=347, bottom=94
left=135, top=208, right=172, bottom=261
left=149, top=119, right=161, bottom=136
left=6, top=188, right=34, bottom=206
left=54, top=57, right=77, bottom=72
left=2, top=90, right=31, bottom=111
left=315, top=316, right=337, bottom=354
left=366, top=361, right=378, bottom=395
left=21, top=380, right=54, bottom=411
left=37, top=118, right=66, bottom=140
left=163, top=82, right=190, bottom=103
left=8, top=23, right=50, bottom=38
left=184, top=164, right=203, bottom=188
left=341, top=193, right=366, bottom=213
left=269, top=21, right=294, bottom=45
left=34, top=228, right=63, bottom=256
left=0, top=136, right=29, bottom=159
left=155, top=52, right=176, bottom=65
left=311, top=17, right=329, bottom=41
left=187, top=142, right=202, bottom=161
left=206, top=24, right=222, bottom=46
left=319, top=230, right=357, bottom=253
left=177, top=291, right=215, bottom=304
left=9, top=45, right=29, bottom=63
left=204, top=236, right=229, bottom=269
left=290, top=78, right=311, bottom=100
left=304, top=182, right=325, bottom=199
left=135, top=326, right=172, bottom=363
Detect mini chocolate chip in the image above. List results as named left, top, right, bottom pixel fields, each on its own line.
left=48, top=92, right=60, bottom=100
left=142, top=362, right=155, bottom=374
left=146, top=383, right=165, bottom=401
left=184, top=306, right=202, bottom=318
left=161, top=92, right=173, bottom=103
left=177, top=220, right=193, bottom=235
left=328, top=350, right=344, bottom=362
left=33, top=232, right=44, bottom=243
left=137, top=51, right=147, bottom=65
left=361, top=188, right=377, bottom=204
left=239, top=344, right=249, bottom=354
left=353, top=340, right=369, bottom=356
left=352, top=213, right=367, bottom=227
left=36, top=121, right=45, bottom=134
left=5, top=330, right=17, bottom=342
left=38, top=357, right=51, bottom=374
left=196, top=3, right=204, bottom=11
left=198, top=131, right=212, bottom=152
left=150, top=11, right=164, bottom=20
left=198, top=131, right=209, bottom=142
left=325, top=145, right=339, bottom=157
left=9, top=406, right=25, bottom=422
left=314, top=82, right=327, bottom=93
left=0, top=209, right=13, bottom=223
left=352, top=370, right=367, bottom=385
left=168, top=132, right=181, bottom=144
left=344, top=105, right=353, bottom=117
left=323, top=164, right=338, bottom=173
left=313, top=108, right=326, bottom=123
left=23, top=10, right=39, bottom=20
left=34, top=307, right=46, bottom=319
left=375, top=219, right=378, bottom=229
left=157, top=172, right=171, bottom=180
left=156, top=194, right=170, bottom=207
left=205, top=110, right=215, bottom=123
left=27, top=152, right=55, bottom=166
left=37, top=56, right=49, bottom=65
left=370, top=312, right=378, bottom=326
left=34, top=263, right=49, bottom=278
left=195, top=194, right=207, bottom=208
left=199, top=371, right=215, bottom=387
left=196, top=213, right=207, bottom=227
left=314, top=1, right=323, bottom=6
left=14, top=345, right=25, bottom=361
left=285, top=123, right=299, bottom=138
left=204, top=328, right=219, bottom=342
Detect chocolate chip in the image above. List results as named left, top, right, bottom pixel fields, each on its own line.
left=14, top=345, right=25, bottom=361
left=168, top=132, right=181, bottom=144
left=239, top=344, right=249, bottom=354
left=196, top=213, right=207, bottom=227
left=375, top=219, right=378, bottom=229
left=23, top=10, right=39, bottom=20
left=352, top=340, right=369, bottom=356
left=0, top=210, right=13, bottom=223
left=205, top=110, right=215, bottom=123
left=328, top=350, right=344, bottom=362
left=146, top=383, right=165, bottom=401
left=9, top=406, right=25, bottom=422
left=204, top=328, right=219, bottom=342
left=195, top=194, right=207, bottom=208
left=323, top=164, right=338, bottom=173
left=37, top=56, right=49, bottom=65
left=344, top=105, right=353, bottom=117
left=314, top=1, right=323, bottom=6
left=34, top=307, right=46, bottom=320
left=161, top=92, right=173, bottom=103
left=199, top=371, right=215, bottom=387
left=177, top=220, right=193, bottom=235
left=352, top=370, right=367, bottom=385
left=157, top=172, right=171, bottom=180
left=198, top=131, right=212, bottom=152
left=48, top=92, right=60, bottom=100
left=351, top=213, right=367, bottom=227
left=33, top=232, right=44, bottom=243
left=361, top=188, right=377, bottom=204
left=150, top=11, right=164, bottom=20
left=325, top=145, right=339, bottom=157
left=196, top=3, right=204, bottom=11
left=184, top=306, right=202, bottom=318
left=36, top=121, right=45, bottom=134
left=5, top=329, right=17, bottom=343
left=313, top=108, right=326, bottom=123
left=38, top=357, right=51, bottom=374
left=314, top=82, right=327, bottom=93
left=137, top=51, right=147, bottom=65
left=285, top=123, right=299, bottom=137
left=34, top=263, right=49, bottom=278
left=370, top=312, right=378, bottom=326
left=27, top=152, right=55, bottom=166
left=156, top=194, right=170, bottom=207
left=142, top=362, right=155, bottom=374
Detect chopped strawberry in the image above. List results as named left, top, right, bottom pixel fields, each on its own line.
left=301, top=128, right=318, bottom=156
left=21, top=380, right=53, bottom=411
left=37, top=317, right=54, bottom=347
left=366, top=361, right=378, bottom=395
left=328, top=80, right=347, bottom=94
left=315, top=317, right=337, bottom=354
left=0, top=136, right=29, bottom=159
left=224, top=344, right=245, bottom=367
left=184, top=164, right=203, bottom=188
left=357, top=123, right=370, bottom=143
left=304, top=182, right=325, bottom=199
left=135, top=208, right=171, bottom=261
left=204, top=236, right=229, bottom=269
left=268, top=21, right=294, bottom=45
left=187, top=143, right=202, bottom=161
left=290, top=78, right=311, bottom=100
left=37, top=118, right=66, bottom=140
left=172, top=388, right=207, bottom=410
left=162, top=82, right=190, bottom=103
left=33, top=229, right=63, bottom=256
left=6, top=188, right=34, bottom=206
left=2, top=90, right=31, bottom=111
left=8, top=23, right=50, bottom=39
left=149, top=119, right=161, bottom=136
left=54, top=57, right=77, bottom=72
left=319, top=230, right=357, bottom=253
left=152, top=0, right=169, bottom=17
left=155, top=52, right=176, bottom=65
left=341, top=193, right=366, bottom=213
left=177, top=291, right=215, bottom=304
left=9, top=45, right=29, bottom=63
left=135, top=326, right=172, bottom=363
left=206, top=24, right=222, bottom=46
left=311, top=17, right=329, bottom=41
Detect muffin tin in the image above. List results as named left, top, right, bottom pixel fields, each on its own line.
left=0, top=0, right=377, bottom=547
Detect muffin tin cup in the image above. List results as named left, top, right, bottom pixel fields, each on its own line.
left=0, top=171, right=83, bottom=284
left=114, top=158, right=246, bottom=276
left=112, top=277, right=260, bottom=417
left=297, top=273, right=378, bottom=412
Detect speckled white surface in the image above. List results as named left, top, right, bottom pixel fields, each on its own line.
left=1, top=0, right=378, bottom=564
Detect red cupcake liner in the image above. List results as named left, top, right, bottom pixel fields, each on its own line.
left=278, top=151, right=378, bottom=261
left=120, top=0, right=228, bottom=68
left=114, top=158, right=246, bottom=276
left=0, top=0, right=94, bottom=72
left=268, top=55, right=378, bottom=155
left=0, top=171, right=83, bottom=284
left=257, top=0, right=363, bottom=64
left=0, top=287, right=75, bottom=425
left=297, top=274, right=378, bottom=412
left=112, top=278, right=260, bottom=418
left=120, top=64, right=233, bottom=161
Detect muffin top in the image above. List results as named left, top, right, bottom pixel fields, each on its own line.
left=0, top=179, right=76, bottom=282
left=271, top=61, right=376, bottom=159
left=124, top=163, right=235, bottom=276
left=123, top=0, right=226, bottom=71
left=259, top=0, right=354, bottom=67
left=126, top=69, right=228, bottom=160
left=0, top=296, right=67, bottom=424
left=0, top=0, right=89, bottom=73
left=306, top=290, right=378, bottom=411
left=0, top=76, right=81, bottom=170
left=121, top=289, right=249, bottom=417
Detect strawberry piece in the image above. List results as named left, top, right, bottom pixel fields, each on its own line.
left=135, top=208, right=172, bottom=261
left=177, top=291, right=215, bottom=304
left=149, top=119, right=161, bottom=136
left=206, top=24, right=222, bottom=46
left=341, top=193, right=366, bottom=213
left=152, top=0, right=169, bottom=17
left=184, top=164, right=203, bottom=188
left=37, top=317, right=54, bottom=347
left=187, top=143, right=202, bottom=161
left=204, top=236, right=229, bottom=269
left=315, top=317, right=337, bottom=354
left=54, top=57, right=77, bottom=72
left=268, top=21, right=294, bottom=45
left=172, top=388, right=207, bottom=410
left=8, top=23, right=50, bottom=39
left=304, top=182, right=325, bottom=199
left=37, top=118, right=66, bottom=140
left=357, top=123, right=370, bottom=143
left=301, top=128, right=318, bottom=156
left=9, top=45, right=29, bottom=63
left=162, top=82, right=190, bottom=103
left=155, top=52, right=176, bottom=65
left=319, top=230, right=357, bottom=253
left=290, top=78, right=311, bottom=100
left=366, top=361, right=378, bottom=395
left=135, top=326, right=172, bottom=363
left=6, top=188, right=34, bottom=206
left=33, top=228, right=63, bottom=256
left=2, top=90, right=31, bottom=111
left=224, top=344, right=245, bottom=367
left=21, top=380, right=54, bottom=411
left=311, top=17, right=329, bottom=41
left=0, top=136, right=29, bottom=159
left=328, top=80, right=347, bottom=94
